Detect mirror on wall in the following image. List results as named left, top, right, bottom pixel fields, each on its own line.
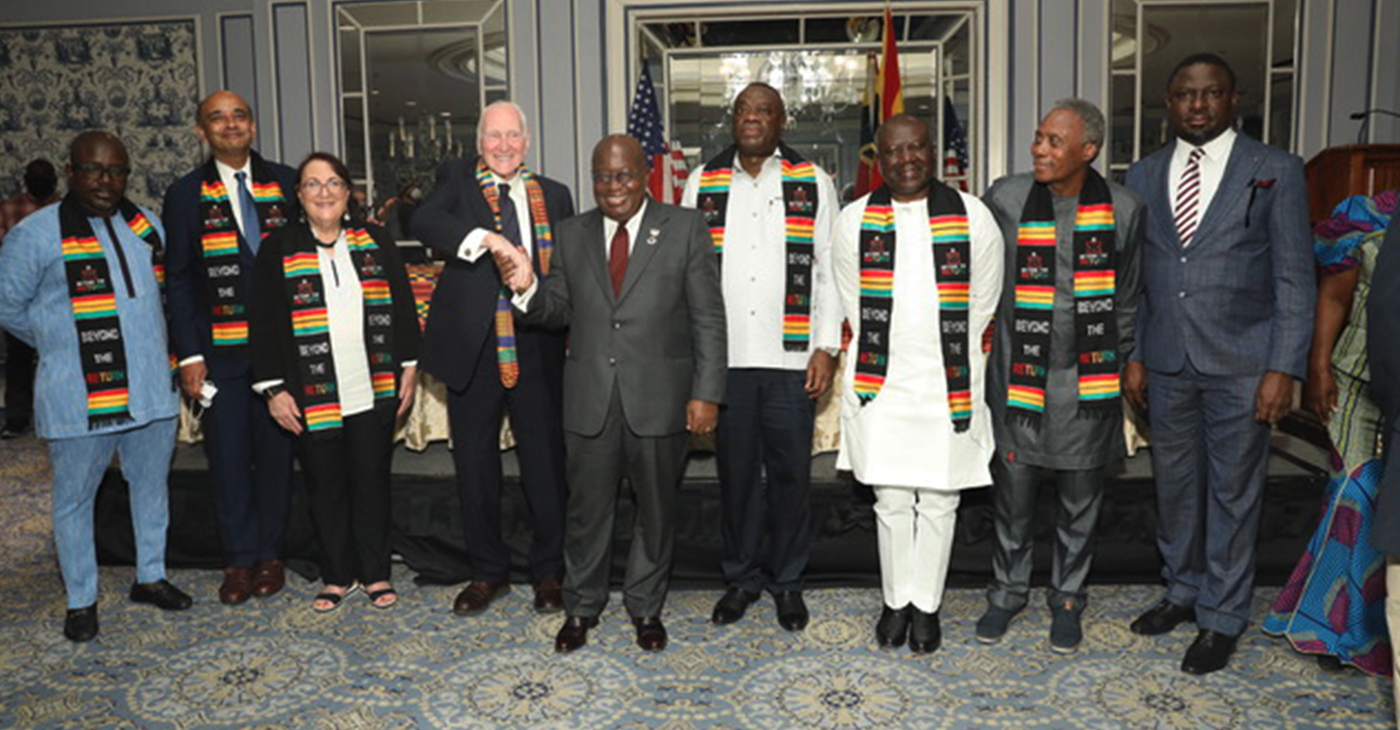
left=637, top=9, right=979, bottom=197
left=337, top=0, right=507, bottom=240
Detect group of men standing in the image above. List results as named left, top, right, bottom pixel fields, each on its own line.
left=0, top=50, right=1311, bottom=676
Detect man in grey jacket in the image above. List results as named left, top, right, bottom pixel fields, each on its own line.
left=502, top=135, right=727, bottom=653
left=977, top=99, right=1143, bottom=652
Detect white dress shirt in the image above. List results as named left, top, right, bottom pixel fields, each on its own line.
left=456, top=171, right=535, bottom=261
left=681, top=150, right=841, bottom=370
left=1169, top=127, right=1237, bottom=246
left=515, top=201, right=648, bottom=310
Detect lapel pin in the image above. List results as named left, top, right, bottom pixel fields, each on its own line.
left=646, top=229, right=660, bottom=245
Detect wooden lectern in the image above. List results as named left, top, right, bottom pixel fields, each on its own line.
left=1305, top=144, right=1400, bottom=222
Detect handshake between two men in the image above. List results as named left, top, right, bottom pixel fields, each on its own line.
left=485, top=233, right=535, bottom=293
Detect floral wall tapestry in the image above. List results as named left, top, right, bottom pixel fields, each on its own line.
left=0, top=20, right=201, bottom=212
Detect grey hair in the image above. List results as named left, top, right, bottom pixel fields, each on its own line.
left=1048, top=98, right=1105, bottom=149
left=476, top=100, right=530, bottom=146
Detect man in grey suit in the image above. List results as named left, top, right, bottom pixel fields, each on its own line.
left=501, top=135, right=726, bottom=653
left=1122, top=53, right=1314, bottom=674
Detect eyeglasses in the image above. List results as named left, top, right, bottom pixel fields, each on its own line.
left=592, top=170, right=640, bottom=186
left=301, top=179, right=348, bottom=193
left=73, top=163, right=131, bottom=180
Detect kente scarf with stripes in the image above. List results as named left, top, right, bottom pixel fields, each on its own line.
left=697, top=144, right=819, bottom=351
left=1007, top=169, right=1119, bottom=427
left=199, top=156, right=290, bottom=348
left=475, top=158, right=553, bottom=388
left=855, top=184, right=973, bottom=432
left=58, top=195, right=165, bottom=429
left=281, top=227, right=397, bottom=432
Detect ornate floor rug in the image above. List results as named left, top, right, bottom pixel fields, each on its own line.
left=0, top=437, right=1391, bottom=729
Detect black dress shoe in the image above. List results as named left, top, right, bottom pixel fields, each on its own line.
left=711, top=587, right=760, bottom=625
left=63, top=605, right=98, bottom=642
left=773, top=591, right=809, bottom=631
left=554, top=615, right=599, bottom=653
left=908, top=608, right=941, bottom=654
left=1129, top=599, right=1194, bottom=636
left=129, top=579, right=193, bottom=611
left=1181, top=629, right=1238, bottom=675
left=875, top=605, right=912, bottom=648
left=633, top=616, right=668, bottom=651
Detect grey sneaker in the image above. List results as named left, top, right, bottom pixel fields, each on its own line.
left=1049, top=600, right=1084, bottom=653
left=975, top=605, right=1021, bottom=644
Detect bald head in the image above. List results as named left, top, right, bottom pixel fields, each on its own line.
left=197, top=90, right=257, bottom=166
left=875, top=114, right=935, bottom=202
left=592, top=134, right=649, bottom=223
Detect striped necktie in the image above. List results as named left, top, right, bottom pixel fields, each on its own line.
left=1174, top=147, right=1204, bottom=246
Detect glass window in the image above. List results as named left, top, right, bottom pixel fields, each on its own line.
left=336, top=0, right=507, bottom=239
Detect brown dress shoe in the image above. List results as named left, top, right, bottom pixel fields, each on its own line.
left=533, top=581, right=564, bottom=613
left=453, top=581, right=510, bottom=616
left=251, top=560, right=286, bottom=598
left=555, top=615, right=599, bottom=653
left=219, top=567, right=254, bottom=605
left=633, top=616, right=668, bottom=651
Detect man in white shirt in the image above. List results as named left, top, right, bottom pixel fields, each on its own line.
left=1123, top=53, right=1313, bottom=675
left=682, top=83, right=839, bottom=631
left=831, top=114, right=1004, bottom=654
left=413, top=101, right=575, bottom=617
left=163, top=90, right=298, bottom=606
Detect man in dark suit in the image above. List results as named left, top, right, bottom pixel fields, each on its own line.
left=503, top=135, right=726, bottom=653
left=1122, top=54, right=1314, bottom=674
left=412, top=101, right=573, bottom=616
left=163, top=90, right=297, bottom=605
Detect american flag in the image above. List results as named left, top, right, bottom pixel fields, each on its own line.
left=943, top=96, right=970, bottom=191
left=627, top=63, right=688, bottom=203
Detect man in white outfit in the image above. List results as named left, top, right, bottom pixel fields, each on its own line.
left=831, top=114, right=1004, bottom=653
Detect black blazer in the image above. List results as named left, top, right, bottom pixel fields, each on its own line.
left=162, top=154, right=299, bottom=380
left=249, top=222, right=420, bottom=408
left=411, top=157, right=574, bottom=392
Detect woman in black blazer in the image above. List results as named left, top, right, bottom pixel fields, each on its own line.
left=250, top=152, right=420, bottom=612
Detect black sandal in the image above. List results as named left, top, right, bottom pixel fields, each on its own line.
left=366, top=582, right=398, bottom=609
left=312, top=583, right=358, bottom=613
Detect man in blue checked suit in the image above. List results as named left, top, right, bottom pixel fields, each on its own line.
left=1122, top=53, right=1314, bottom=675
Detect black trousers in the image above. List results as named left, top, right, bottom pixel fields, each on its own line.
left=447, top=326, right=567, bottom=583
left=4, top=332, right=35, bottom=428
left=297, top=402, right=396, bottom=586
left=715, top=368, right=814, bottom=593
left=202, top=369, right=295, bottom=567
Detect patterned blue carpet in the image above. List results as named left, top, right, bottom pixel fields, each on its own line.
left=0, top=435, right=1393, bottom=729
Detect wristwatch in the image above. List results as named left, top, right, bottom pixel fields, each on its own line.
left=262, top=384, right=287, bottom=401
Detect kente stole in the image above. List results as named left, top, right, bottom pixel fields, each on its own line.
left=199, top=158, right=290, bottom=348
left=475, top=158, right=553, bottom=388
left=1008, top=169, right=1119, bottom=427
left=697, top=144, right=819, bottom=351
left=855, top=184, right=973, bottom=432
left=58, top=195, right=165, bottom=429
left=281, top=228, right=397, bottom=432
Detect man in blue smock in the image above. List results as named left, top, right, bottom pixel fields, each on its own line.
left=0, top=131, right=192, bottom=642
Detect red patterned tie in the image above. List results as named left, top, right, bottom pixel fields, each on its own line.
left=609, top=223, right=629, bottom=296
left=1174, top=147, right=1204, bottom=246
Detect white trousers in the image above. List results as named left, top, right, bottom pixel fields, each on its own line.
left=873, top=485, right=960, bottom=613
left=1386, top=557, right=1400, bottom=718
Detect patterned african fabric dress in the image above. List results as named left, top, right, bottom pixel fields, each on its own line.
left=1263, top=191, right=1396, bottom=676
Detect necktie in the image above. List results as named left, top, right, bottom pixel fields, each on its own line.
left=235, top=171, right=262, bottom=254
left=1174, top=147, right=1204, bottom=246
left=493, top=183, right=523, bottom=389
left=609, top=223, right=629, bottom=297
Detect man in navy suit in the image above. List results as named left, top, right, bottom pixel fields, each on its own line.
left=412, top=101, right=573, bottom=617
left=1122, top=54, right=1314, bottom=674
left=163, top=90, right=298, bottom=605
